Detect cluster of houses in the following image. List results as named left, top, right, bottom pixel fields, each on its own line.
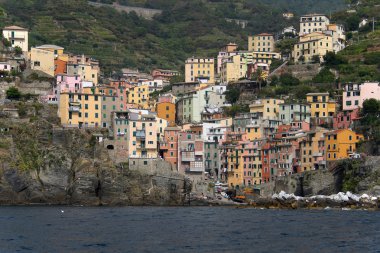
left=2, top=13, right=379, bottom=190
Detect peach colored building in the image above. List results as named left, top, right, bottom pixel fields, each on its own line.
left=160, top=126, right=181, bottom=169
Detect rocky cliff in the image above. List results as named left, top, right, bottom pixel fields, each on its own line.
left=260, top=157, right=380, bottom=198
left=0, top=103, right=186, bottom=206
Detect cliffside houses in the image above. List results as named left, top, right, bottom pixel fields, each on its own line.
left=5, top=20, right=373, bottom=192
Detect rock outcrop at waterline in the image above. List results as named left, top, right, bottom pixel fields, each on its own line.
left=0, top=105, right=186, bottom=206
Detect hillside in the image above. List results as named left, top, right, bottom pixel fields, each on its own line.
left=0, top=0, right=346, bottom=74
left=331, top=0, right=380, bottom=82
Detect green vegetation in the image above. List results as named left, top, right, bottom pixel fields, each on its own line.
left=6, top=87, right=21, bottom=100
left=223, top=104, right=249, bottom=117
left=0, top=0, right=346, bottom=74
left=312, top=67, right=336, bottom=83
left=329, top=0, right=380, bottom=82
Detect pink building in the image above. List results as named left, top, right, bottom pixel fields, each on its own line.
left=41, top=74, right=82, bottom=104
left=54, top=74, right=82, bottom=94
left=177, top=131, right=205, bottom=185
left=151, top=69, right=179, bottom=81
left=0, top=62, right=11, bottom=72
left=333, top=108, right=360, bottom=129
left=343, top=82, right=380, bottom=110
left=290, top=121, right=310, bottom=131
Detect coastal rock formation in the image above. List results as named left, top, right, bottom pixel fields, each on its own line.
left=0, top=105, right=186, bottom=206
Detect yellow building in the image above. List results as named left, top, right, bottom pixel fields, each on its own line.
left=128, top=85, right=150, bottom=109
left=248, top=33, right=275, bottom=52
left=58, top=87, right=103, bottom=127
left=300, top=128, right=328, bottom=171
left=185, top=57, right=215, bottom=84
left=220, top=54, right=247, bottom=84
left=227, top=144, right=243, bottom=187
left=292, top=32, right=333, bottom=63
left=326, top=129, right=364, bottom=161
left=249, top=98, right=284, bottom=120
left=246, top=125, right=263, bottom=141
left=67, top=63, right=99, bottom=85
left=30, top=45, right=64, bottom=76
left=306, top=93, right=336, bottom=118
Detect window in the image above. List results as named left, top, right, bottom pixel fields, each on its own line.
left=85, top=113, right=88, bottom=118
left=95, top=113, right=98, bottom=118
left=34, top=61, right=41, bottom=66
left=95, top=104, right=98, bottom=110
left=85, top=95, right=88, bottom=101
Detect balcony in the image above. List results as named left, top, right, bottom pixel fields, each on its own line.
left=135, top=130, right=145, bottom=139
left=137, top=144, right=147, bottom=150
left=182, top=151, right=195, bottom=162
left=187, top=166, right=204, bottom=172
left=69, top=106, right=80, bottom=112
left=159, top=143, right=169, bottom=150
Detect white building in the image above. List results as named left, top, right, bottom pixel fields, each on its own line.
left=140, top=79, right=168, bottom=93
left=2, top=26, right=29, bottom=52
left=299, top=14, right=330, bottom=36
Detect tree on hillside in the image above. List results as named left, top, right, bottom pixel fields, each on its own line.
left=170, top=75, right=184, bottom=84
left=224, top=86, right=240, bottom=104
left=6, top=87, right=21, bottom=100
left=312, top=67, right=336, bottom=83
left=279, top=73, right=300, bottom=86
left=311, top=55, right=320, bottom=64
left=323, top=52, right=347, bottom=67
left=14, top=46, right=22, bottom=55
left=362, top=99, right=380, bottom=116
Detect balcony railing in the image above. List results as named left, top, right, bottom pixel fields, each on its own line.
left=69, top=106, right=80, bottom=112
left=135, top=130, right=145, bottom=139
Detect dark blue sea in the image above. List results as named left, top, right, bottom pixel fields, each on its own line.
left=0, top=206, right=379, bottom=253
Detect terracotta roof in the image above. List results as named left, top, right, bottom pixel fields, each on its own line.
left=257, top=33, right=273, bottom=36
left=3, top=25, right=28, bottom=31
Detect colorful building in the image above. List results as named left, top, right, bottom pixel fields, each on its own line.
left=185, top=57, right=215, bottom=84
left=292, top=32, right=333, bottom=63
left=307, top=93, right=336, bottom=118
left=178, top=131, right=205, bottom=185
left=159, top=126, right=181, bottom=169
left=279, top=103, right=311, bottom=124
left=249, top=98, right=284, bottom=120
left=151, top=69, right=179, bottom=81
left=58, top=87, right=102, bottom=128
left=156, top=102, right=176, bottom=126
left=248, top=33, right=275, bottom=52
left=127, top=85, right=150, bottom=109
left=31, top=45, right=65, bottom=76
left=326, top=129, right=364, bottom=161
left=299, top=128, right=328, bottom=171
left=343, top=82, right=380, bottom=111
left=220, top=54, right=247, bottom=85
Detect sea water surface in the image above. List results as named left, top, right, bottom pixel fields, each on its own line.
left=0, top=206, right=379, bottom=253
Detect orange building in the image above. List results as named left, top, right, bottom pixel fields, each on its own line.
left=156, top=102, right=176, bottom=126
left=160, top=126, right=181, bottom=169
left=54, top=59, right=67, bottom=75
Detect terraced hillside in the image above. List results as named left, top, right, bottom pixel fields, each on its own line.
left=0, top=0, right=346, bottom=74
